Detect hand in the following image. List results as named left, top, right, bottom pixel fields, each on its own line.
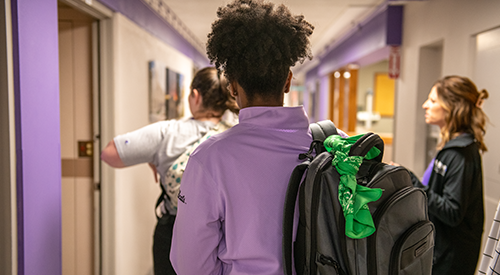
left=148, top=163, right=159, bottom=183
left=389, top=161, right=400, bottom=166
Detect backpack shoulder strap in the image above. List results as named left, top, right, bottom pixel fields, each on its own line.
left=158, top=121, right=232, bottom=215
left=282, top=161, right=310, bottom=275
left=283, top=120, right=338, bottom=274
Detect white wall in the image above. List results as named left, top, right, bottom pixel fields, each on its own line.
left=395, top=0, right=500, bottom=169
left=102, top=13, right=195, bottom=275
left=473, top=26, right=500, bottom=253
left=394, top=0, right=500, bottom=260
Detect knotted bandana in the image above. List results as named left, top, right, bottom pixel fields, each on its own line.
left=324, top=134, right=383, bottom=239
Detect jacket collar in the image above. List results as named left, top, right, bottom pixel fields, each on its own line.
left=238, top=106, right=310, bottom=129
left=442, top=133, right=475, bottom=150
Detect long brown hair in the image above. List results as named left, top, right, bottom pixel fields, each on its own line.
left=434, top=75, right=488, bottom=152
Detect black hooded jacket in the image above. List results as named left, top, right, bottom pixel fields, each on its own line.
left=410, top=133, right=484, bottom=275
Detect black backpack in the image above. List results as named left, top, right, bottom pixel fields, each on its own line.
left=283, top=120, right=435, bottom=275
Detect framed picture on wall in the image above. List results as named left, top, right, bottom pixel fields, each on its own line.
left=148, top=61, right=184, bottom=122
left=166, top=68, right=184, bottom=120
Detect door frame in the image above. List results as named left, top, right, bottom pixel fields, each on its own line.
left=58, top=1, right=113, bottom=274
left=414, top=40, right=443, bottom=176
left=1, top=0, right=17, bottom=274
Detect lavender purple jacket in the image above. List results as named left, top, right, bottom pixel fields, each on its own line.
left=171, top=106, right=317, bottom=274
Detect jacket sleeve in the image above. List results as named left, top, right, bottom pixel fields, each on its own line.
left=170, top=156, right=223, bottom=275
left=426, top=149, right=474, bottom=227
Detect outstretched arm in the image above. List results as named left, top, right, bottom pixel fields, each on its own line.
left=101, top=139, right=126, bottom=168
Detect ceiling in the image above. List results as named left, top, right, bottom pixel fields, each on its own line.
left=160, top=0, right=386, bottom=73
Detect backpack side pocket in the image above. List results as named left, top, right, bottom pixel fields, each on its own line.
left=389, top=220, right=435, bottom=275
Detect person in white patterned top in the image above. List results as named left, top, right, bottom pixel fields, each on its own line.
left=101, top=67, right=239, bottom=275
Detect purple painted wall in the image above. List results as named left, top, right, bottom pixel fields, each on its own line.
left=305, top=5, right=403, bottom=80
left=11, top=0, right=62, bottom=274
left=99, top=0, right=210, bottom=67
left=318, top=9, right=387, bottom=76
left=387, top=5, right=403, bottom=46
left=8, top=1, right=216, bottom=274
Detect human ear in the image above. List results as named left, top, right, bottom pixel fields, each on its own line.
left=283, top=71, right=293, bottom=94
left=229, top=82, right=238, bottom=97
left=192, top=89, right=202, bottom=104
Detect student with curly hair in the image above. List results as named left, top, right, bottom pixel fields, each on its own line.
left=170, top=0, right=343, bottom=274
left=394, top=75, right=488, bottom=275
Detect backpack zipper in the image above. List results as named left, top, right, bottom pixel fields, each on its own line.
left=310, top=152, right=350, bottom=275
left=365, top=165, right=408, bottom=189
left=317, top=254, right=346, bottom=275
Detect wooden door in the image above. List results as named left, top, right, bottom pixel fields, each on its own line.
left=58, top=4, right=95, bottom=275
left=329, top=68, right=358, bottom=134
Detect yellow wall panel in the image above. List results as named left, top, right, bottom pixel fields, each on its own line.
left=374, top=73, right=395, bottom=117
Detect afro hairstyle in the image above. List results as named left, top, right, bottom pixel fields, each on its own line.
left=207, top=0, right=314, bottom=102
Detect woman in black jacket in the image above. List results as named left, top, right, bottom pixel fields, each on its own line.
left=412, top=75, right=489, bottom=274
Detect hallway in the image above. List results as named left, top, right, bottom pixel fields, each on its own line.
left=1, top=0, right=500, bottom=274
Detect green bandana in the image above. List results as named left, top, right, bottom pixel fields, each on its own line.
left=324, top=134, right=383, bottom=239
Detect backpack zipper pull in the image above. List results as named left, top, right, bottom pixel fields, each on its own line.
left=318, top=254, right=344, bottom=274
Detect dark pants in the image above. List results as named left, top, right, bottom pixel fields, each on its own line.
left=153, top=214, right=177, bottom=275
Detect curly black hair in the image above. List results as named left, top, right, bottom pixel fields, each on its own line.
left=207, top=0, right=314, bottom=103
